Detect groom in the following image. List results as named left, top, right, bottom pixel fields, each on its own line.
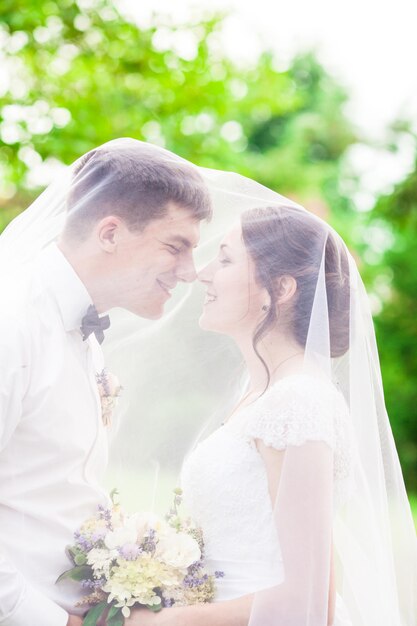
left=0, top=141, right=211, bottom=626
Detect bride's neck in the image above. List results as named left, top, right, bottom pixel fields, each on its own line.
left=236, top=329, right=304, bottom=393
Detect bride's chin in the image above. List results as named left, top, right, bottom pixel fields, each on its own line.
left=198, top=313, right=211, bottom=331
left=199, top=311, right=220, bottom=333
left=199, top=315, right=232, bottom=338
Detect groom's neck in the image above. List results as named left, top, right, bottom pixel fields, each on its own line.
left=57, top=239, right=110, bottom=314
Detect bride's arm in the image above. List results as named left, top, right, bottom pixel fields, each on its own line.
left=124, top=594, right=253, bottom=626
left=256, top=439, right=336, bottom=626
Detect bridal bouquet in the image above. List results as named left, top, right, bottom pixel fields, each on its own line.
left=57, top=489, right=223, bottom=625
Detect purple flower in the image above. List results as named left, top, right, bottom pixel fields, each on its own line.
left=118, top=543, right=141, bottom=561
left=187, top=559, right=204, bottom=577
left=142, top=528, right=156, bottom=553
left=214, top=570, right=225, bottom=578
left=81, top=579, right=104, bottom=590
left=183, top=572, right=209, bottom=588
left=96, top=369, right=110, bottom=395
left=74, top=531, right=93, bottom=552
left=97, top=505, right=113, bottom=529
left=91, top=528, right=107, bottom=543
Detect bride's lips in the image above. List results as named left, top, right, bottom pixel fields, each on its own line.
left=204, top=291, right=217, bottom=305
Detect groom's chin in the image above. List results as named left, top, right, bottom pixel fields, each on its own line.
left=129, top=302, right=165, bottom=320
left=146, top=308, right=165, bottom=320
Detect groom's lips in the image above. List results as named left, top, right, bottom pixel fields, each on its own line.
left=157, top=280, right=175, bottom=297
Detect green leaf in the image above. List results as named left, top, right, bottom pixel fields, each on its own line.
left=107, top=605, right=121, bottom=619
left=145, top=602, right=162, bottom=613
left=82, top=601, right=108, bottom=626
left=65, top=544, right=84, bottom=565
left=109, top=487, right=120, bottom=504
left=74, top=553, right=88, bottom=565
left=107, top=608, right=124, bottom=626
left=56, top=565, right=93, bottom=584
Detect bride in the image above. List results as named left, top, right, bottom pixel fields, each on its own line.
left=125, top=201, right=416, bottom=625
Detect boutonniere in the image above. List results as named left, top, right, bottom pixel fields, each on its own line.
left=96, top=369, right=122, bottom=427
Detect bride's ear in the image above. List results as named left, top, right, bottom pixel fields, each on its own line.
left=96, top=216, right=123, bottom=253
left=275, top=275, right=297, bottom=304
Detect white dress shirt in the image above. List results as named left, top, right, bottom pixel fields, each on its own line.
left=0, top=244, right=110, bottom=626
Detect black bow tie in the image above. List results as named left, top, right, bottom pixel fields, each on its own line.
left=80, top=305, right=110, bottom=345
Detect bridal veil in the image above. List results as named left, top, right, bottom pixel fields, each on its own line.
left=1, top=138, right=416, bottom=625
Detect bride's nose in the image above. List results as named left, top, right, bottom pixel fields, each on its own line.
left=197, top=260, right=215, bottom=284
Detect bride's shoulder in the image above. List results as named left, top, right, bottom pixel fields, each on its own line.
left=258, top=373, right=346, bottom=413
left=245, top=373, right=349, bottom=451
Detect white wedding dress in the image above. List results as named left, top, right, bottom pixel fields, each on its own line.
left=181, top=373, right=354, bottom=625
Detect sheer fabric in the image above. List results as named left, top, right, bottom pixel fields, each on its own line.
left=1, top=139, right=416, bottom=626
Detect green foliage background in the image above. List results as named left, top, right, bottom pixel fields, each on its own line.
left=0, top=0, right=415, bottom=513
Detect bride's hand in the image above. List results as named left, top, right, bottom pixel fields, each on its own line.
left=124, top=608, right=169, bottom=626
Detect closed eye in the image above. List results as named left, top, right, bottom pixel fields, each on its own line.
left=166, top=244, right=181, bottom=255
left=157, top=239, right=182, bottom=255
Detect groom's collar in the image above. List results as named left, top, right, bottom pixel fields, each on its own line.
left=38, top=243, right=94, bottom=332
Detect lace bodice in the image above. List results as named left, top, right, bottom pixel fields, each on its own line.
left=243, top=374, right=354, bottom=510
left=180, top=373, right=355, bottom=620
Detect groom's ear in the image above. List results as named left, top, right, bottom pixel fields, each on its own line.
left=96, top=216, right=122, bottom=253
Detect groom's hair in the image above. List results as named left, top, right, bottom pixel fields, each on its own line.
left=63, top=141, right=212, bottom=241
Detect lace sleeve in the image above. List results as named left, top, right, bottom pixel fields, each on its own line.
left=245, top=375, right=341, bottom=451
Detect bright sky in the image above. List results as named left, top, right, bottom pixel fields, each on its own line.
left=2, top=0, right=415, bottom=204
left=116, top=0, right=417, bottom=204
left=117, top=0, right=417, bottom=136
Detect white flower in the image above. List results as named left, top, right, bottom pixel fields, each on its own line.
left=156, top=531, right=201, bottom=569
left=130, top=511, right=170, bottom=543
left=96, top=369, right=122, bottom=427
left=105, top=372, right=122, bottom=397
left=96, top=370, right=121, bottom=399
left=104, top=525, right=137, bottom=551
left=86, top=547, right=116, bottom=577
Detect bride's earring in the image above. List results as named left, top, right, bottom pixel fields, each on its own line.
left=261, top=304, right=269, bottom=312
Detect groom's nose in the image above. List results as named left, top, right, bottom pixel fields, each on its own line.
left=176, top=255, right=197, bottom=283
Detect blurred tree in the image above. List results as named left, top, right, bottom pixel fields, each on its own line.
left=366, top=156, right=417, bottom=490
left=0, top=0, right=356, bottom=230
left=1, top=0, right=416, bottom=495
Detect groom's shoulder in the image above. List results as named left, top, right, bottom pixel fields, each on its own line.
left=0, top=267, right=46, bottom=347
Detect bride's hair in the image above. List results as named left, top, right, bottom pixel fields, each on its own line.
left=63, top=143, right=212, bottom=241
left=241, top=206, right=350, bottom=386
